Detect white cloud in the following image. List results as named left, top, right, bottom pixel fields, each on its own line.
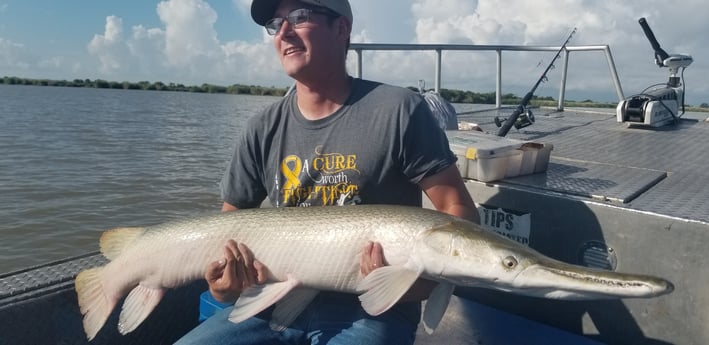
left=128, top=25, right=166, bottom=61
left=82, top=0, right=284, bottom=86
left=0, top=38, right=31, bottom=71
left=87, top=16, right=128, bottom=72
left=220, top=37, right=282, bottom=85
left=157, top=0, right=220, bottom=68
left=232, top=0, right=250, bottom=12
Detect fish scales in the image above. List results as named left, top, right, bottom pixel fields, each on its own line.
left=104, top=206, right=448, bottom=294
left=76, top=205, right=674, bottom=340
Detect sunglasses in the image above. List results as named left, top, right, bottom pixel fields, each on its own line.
left=264, top=8, right=337, bottom=36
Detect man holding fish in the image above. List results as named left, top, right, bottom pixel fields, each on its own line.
left=73, top=0, right=673, bottom=341
left=176, top=0, right=479, bottom=344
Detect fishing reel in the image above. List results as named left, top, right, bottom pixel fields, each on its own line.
left=495, top=107, right=535, bottom=130
left=496, top=28, right=576, bottom=137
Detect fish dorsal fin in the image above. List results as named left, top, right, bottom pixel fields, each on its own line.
left=229, top=274, right=300, bottom=324
left=269, top=288, right=319, bottom=331
left=422, top=282, right=454, bottom=334
left=99, top=227, right=146, bottom=260
left=118, top=284, right=165, bottom=335
left=357, top=264, right=423, bottom=316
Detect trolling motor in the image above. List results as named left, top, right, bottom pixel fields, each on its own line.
left=616, top=18, right=693, bottom=127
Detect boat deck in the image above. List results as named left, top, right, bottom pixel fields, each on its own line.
left=447, top=107, right=709, bottom=345
left=458, top=107, right=709, bottom=223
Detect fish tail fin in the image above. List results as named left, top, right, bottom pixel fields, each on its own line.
left=99, top=227, right=145, bottom=260
left=75, top=267, right=116, bottom=340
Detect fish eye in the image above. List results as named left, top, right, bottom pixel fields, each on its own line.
left=502, top=256, right=518, bottom=269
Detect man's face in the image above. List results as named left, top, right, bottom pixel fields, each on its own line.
left=271, top=0, right=344, bottom=80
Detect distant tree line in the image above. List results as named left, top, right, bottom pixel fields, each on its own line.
left=3, top=75, right=706, bottom=109
left=408, top=87, right=617, bottom=108
left=0, top=76, right=289, bottom=97
left=437, top=89, right=558, bottom=106
left=1, top=76, right=586, bottom=105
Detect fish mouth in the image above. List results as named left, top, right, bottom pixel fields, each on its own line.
left=510, top=264, right=674, bottom=299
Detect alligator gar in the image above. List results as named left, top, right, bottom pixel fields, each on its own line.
left=75, top=205, right=673, bottom=340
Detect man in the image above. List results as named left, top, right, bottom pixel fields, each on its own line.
left=176, top=0, right=479, bottom=344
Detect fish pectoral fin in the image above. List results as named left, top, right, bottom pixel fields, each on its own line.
left=422, top=282, right=454, bottom=334
left=357, top=266, right=422, bottom=316
left=269, top=287, right=320, bottom=331
left=117, top=284, right=166, bottom=335
left=229, top=274, right=300, bottom=324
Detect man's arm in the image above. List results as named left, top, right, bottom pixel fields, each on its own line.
left=419, top=164, right=480, bottom=224
left=362, top=164, right=480, bottom=302
left=405, top=165, right=479, bottom=300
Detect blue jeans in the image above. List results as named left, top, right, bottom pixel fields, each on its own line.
left=175, top=291, right=421, bottom=345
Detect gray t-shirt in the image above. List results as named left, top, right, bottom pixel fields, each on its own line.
left=221, top=78, right=455, bottom=208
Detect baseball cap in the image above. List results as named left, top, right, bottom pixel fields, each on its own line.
left=251, top=0, right=352, bottom=26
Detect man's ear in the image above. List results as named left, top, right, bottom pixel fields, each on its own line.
left=336, top=16, right=352, bottom=40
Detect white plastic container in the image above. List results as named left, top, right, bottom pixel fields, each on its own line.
left=447, top=131, right=552, bottom=182
left=518, top=142, right=554, bottom=175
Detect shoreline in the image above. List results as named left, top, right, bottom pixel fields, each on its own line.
left=2, top=76, right=707, bottom=113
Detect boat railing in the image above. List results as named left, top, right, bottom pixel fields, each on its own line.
left=349, top=43, right=625, bottom=111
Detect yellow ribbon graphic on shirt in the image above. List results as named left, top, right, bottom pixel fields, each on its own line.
left=281, top=155, right=302, bottom=191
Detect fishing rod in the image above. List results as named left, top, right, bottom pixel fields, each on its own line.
left=495, top=28, right=577, bottom=137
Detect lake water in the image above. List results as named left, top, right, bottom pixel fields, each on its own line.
left=0, top=84, right=280, bottom=273
left=0, top=84, right=630, bottom=274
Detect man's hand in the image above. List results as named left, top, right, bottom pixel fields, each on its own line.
left=206, top=239, right=268, bottom=303
left=360, top=241, right=386, bottom=276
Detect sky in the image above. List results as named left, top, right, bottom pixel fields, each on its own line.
left=0, top=0, right=706, bottom=105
